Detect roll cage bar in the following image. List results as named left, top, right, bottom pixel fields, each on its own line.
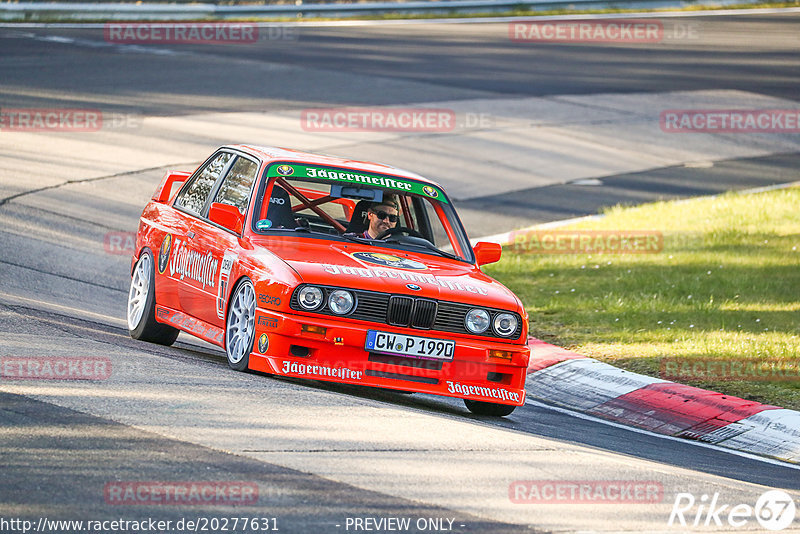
left=269, top=177, right=417, bottom=233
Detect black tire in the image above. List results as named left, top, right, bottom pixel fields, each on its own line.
left=225, top=278, right=256, bottom=372
left=464, top=399, right=516, bottom=417
left=127, top=250, right=179, bottom=346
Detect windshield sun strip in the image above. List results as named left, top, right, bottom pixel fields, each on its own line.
left=265, top=163, right=448, bottom=204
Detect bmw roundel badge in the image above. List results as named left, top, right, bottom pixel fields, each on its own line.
left=406, top=284, right=422, bottom=291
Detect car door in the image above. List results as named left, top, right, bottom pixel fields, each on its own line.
left=150, top=205, right=192, bottom=311
left=169, top=151, right=235, bottom=321
left=180, top=154, right=260, bottom=327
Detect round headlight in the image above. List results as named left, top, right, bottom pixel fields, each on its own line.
left=493, top=313, right=518, bottom=337
left=297, top=286, right=323, bottom=310
left=465, top=308, right=490, bottom=334
left=328, top=290, right=354, bottom=315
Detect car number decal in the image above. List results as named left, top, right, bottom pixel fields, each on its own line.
left=216, top=251, right=237, bottom=319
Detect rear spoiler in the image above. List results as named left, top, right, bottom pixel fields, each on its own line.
left=152, top=171, right=191, bottom=203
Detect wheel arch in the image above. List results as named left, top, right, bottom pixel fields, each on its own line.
left=223, top=274, right=255, bottom=350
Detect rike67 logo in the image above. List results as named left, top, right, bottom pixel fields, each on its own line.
left=669, top=490, right=797, bottom=531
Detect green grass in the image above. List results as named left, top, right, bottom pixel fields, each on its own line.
left=486, top=186, right=800, bottom=410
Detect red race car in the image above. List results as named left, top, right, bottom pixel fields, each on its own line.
left=128, top=145, right=529, bottom=416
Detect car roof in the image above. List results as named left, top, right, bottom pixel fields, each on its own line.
left=228, top=144, right=443, bottom=189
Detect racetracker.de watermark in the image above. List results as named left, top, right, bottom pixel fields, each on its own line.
left=509, top=19, right=699, bottom=43
left=510, top=480, right=663, bottom=504
left=510, top=19, right=662, bottom=42
left=508, top=230, right=663, bottom=254
left=104, top=481, right=259, bottom=506
left=300, top=108, right=459, bottom=132
left=661, top=109, right=800, bottom=133
left=105, top=231, right=137, bottom=255
left=661, top=358, right=800, bottom=382
left=104, top=23, right=297, bottom=44
left=1, top=516, right=279, bottom=533
left=0, top=356, right=112, bottom=381
left=0, top=108, right=141, bottom=131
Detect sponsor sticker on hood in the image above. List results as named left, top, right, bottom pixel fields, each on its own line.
left=351, top=252, right=427, bottom=271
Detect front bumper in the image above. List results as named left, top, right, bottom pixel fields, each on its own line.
left=248, top=309, right=529, bottom=406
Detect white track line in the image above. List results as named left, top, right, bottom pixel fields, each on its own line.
left=526, top=398, right=800, bottom=471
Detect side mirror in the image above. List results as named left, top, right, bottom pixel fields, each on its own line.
left=209, top=202, right=244, bottom=234
left=473, top=241, right=502, bottom=267
left=152, top=171, right=191, bottom=203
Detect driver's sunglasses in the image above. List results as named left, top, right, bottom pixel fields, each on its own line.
left=373, top=210, right=399, bottom=223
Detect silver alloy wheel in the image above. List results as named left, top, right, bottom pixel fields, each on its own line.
left=127, top=253, right=151, bottom=331
left=226, top=281, right=256, bottom=365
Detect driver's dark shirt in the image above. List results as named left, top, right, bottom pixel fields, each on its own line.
left=359, top=229, right=392, bottom=240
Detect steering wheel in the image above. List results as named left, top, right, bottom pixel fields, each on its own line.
left=375, top=227, right=426, bottom=240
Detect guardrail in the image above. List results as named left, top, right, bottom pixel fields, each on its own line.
left=0, top=0, right=731, bottom=21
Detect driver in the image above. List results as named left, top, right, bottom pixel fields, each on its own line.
left=362, top=197, right=399, bottom=239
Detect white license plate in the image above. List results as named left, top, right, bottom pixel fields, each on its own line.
left=365, top=330, right=455, bottom=360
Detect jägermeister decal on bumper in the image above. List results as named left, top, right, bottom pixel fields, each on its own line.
left=267, top=163, right=447, bottom=203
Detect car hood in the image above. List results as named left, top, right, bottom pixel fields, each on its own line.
left=260, top=238, right=521, bottom=310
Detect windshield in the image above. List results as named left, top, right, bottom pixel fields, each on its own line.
left=251, top=163, right=474, bottom=263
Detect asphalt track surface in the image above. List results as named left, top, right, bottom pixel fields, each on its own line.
left=1, top=12, right=800, bottom=533
left=2, top=13, right=799, bottom=110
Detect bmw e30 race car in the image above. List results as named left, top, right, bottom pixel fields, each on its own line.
left=127, top=145, right=529, bottom=416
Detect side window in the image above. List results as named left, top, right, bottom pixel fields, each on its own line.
left=174, top=152, right=233, bottom=215
left=213, top=157, right=258, bottom=215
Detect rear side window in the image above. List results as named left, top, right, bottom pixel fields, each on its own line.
left=175, top=152, right=233, bottom=215
left=213, top=157, right=258, bottom=215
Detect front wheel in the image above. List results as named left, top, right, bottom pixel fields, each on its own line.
left=225, top=278, right=256, bottom=371
left=464, top=399, right=516, bottom=417
left=127, top=251, right=179, bottom=346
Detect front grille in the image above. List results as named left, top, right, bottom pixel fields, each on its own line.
left=290, top=284, right=522, bottom=340
left=432, top=303, right=465, bottom=332
left=411, top=299, right=437, bottom=329
left=348, top=291, right=390, bottom=322
left=387, top=296, right=437, bottom=329
left=387, top=296, right=414, bottom=326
